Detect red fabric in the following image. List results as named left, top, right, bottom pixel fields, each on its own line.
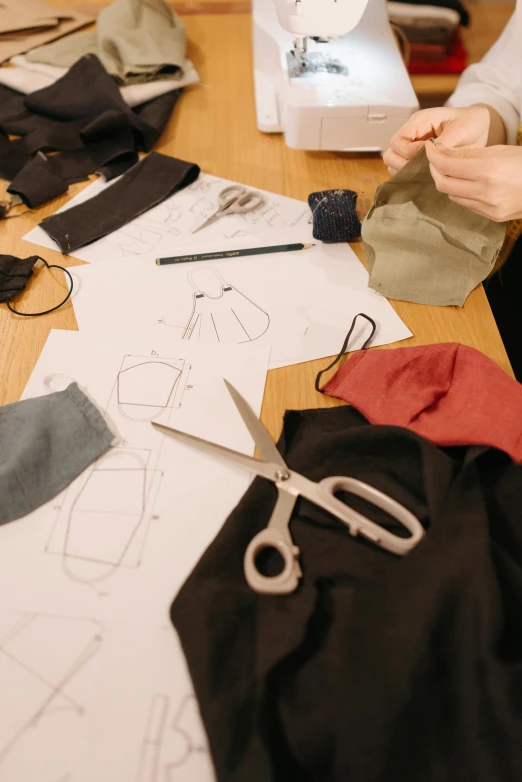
left=322, top=343, right=522, bottom=461
left=407, top=31, right=467, bottom=74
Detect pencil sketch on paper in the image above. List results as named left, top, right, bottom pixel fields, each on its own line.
left=159, top=267, right=270, bottom=344
left=136, top=694, right=209, bottom=782
left=43, top=354, right=191, bottom=587
left=0, top=612, right=103, bottom=777
left=46, top=447, right=163, bottom=584
left=182, top=268, right=270, bottom=343
left=110, top=355, right=189, bottom=422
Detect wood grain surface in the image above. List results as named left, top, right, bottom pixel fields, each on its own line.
left=0, top=1, right=512, bottom=439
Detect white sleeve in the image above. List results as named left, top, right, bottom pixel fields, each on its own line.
left=446, top=11, right=521, bottom=144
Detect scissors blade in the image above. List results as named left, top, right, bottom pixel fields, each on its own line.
left=223, top=379, right=288, bottom=469
left=151, top=422, right=280, bottom=483
left=192, top=214, right=219, bottom=235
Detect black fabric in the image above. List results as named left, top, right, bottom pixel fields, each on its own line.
left=8, top=153, right=67, bottom=208
left=0, top=255, right=38, bottom=303
left=308, top=189, right=361, bottom=243
left=485, top=235, right=522, bottom=381
left=171, top=405, right=522, bottom=782
left=40, top=151, right=200, bottom=253
left=0, top=54, right=182, bottom=206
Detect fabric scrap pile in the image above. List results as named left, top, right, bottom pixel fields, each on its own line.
left=0, top=0, right=200, bottom=106
left=388, top=0, right=469, bottom=74
left=0, top=53, right=183, bottom=209
left=0, top=0, right=92, bottom=64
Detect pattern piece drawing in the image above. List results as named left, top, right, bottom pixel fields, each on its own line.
left=114, top=355, right=188, bottom=422
left=0, top=613, right=102, bottom=775
left=46, top=447, right=163, bottom=583
left=182, top=267, right=270, bottom=344
left=136, top=694, right=209, bottom=782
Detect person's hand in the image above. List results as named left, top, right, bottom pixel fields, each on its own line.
left=425, top=142, right=522, bottom=222
left=382, top=106, right=491, bottom=175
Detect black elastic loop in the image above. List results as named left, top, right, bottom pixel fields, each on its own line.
left=315, top=313, right=377, bottom=393
left=7, top=256, right=73, bottom=317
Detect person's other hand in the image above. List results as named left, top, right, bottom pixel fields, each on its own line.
left=425, top=142, right=522, bottom=222
left=382, top=106, right=490, bottom=175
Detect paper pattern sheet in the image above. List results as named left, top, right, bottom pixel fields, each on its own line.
left=0, top=328, right=269, bottom=781
left=69, top=243, right=412, bottom=368
left=23, top=172, right=314, bottom=262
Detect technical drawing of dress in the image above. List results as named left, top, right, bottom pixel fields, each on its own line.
left=63, top=449, right=151, bottom=582
left=182, top=267, right=270, bottom=343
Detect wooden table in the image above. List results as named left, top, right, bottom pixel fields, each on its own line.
left=0, top=0, right=511, bottom=439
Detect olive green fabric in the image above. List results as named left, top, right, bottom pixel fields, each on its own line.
left=26, top=0, right=185, bottom=85
left=362, top=145, right=508, bottom=307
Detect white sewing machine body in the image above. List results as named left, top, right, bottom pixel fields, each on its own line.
left=253, top=0, right=419, bottom=151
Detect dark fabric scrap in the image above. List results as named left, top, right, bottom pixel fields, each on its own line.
left=0, top=146, right=30, bottom=181
left=0, top=54, right=182, bottom=203
left=171, top=404, right=522, bottom=782
left=8, top=152, right=67, bottom=208
left=40, top=151, right=200, bottom=253
left=0, top=254, right=39, bottom=303
left=0, top=383, right=114, bottom=526
left=308, top=189, right=361, bottom=243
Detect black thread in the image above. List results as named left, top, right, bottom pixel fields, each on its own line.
left=7, top=256, right=73, bottom=317
left=315, top=313, right=377, bottom=393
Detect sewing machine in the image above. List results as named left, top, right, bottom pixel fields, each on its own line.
left=253, top=0, right=419, bottom=151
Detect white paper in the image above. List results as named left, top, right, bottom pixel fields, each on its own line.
left=69, top=243, right=412, bottom=368
left=73, top=623, right=215, bottom=782
left=23, top=172, right=314, bottom=262
left=0, top=329, right=269, bottom=779
left=0, top=330, right=269, bottom=622
left=0, top=616, right=214, bottom=782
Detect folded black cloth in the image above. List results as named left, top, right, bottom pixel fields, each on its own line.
left=40, top=151, right=200, bottom=253
left=0, top=255, right=38, bottom=302
left=8, top=153, right=67, bottom=208
left=0, top=55, right=183, bottom=206
left=171, top=405, right=522, bottom=782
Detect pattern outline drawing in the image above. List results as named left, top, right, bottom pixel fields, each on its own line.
left=0, top=612, right=103, bottom=773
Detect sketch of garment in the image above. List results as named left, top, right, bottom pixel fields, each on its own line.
left=116, top=358, right=184, bottom=421
left=182, top=267, right=270, bottom=343
left=0, top=612, right=102, bottom=778
left=61, top=448, right=161, bottom=582
left=136, top=694, right=209, bottom=782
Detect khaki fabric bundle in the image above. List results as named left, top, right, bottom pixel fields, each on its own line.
left=0, top=0, right=92, bottom=64
left=362, top=145, right=508, bottom=306
left=26, top=0, right=185, bottom=85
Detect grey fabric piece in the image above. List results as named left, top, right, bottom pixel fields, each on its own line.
left=27, top=0, right=186, bottom=86
left=0, top=383, right=114, bottom=525
left=362, top=145, right=508, bottom=306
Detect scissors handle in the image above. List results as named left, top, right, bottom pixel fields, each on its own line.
left=244, top=528, right=302, bottom=595
left=243, top=490, right=302, bottom=595
left=317, top=476, right=425, bottom=556
left=219, top=185, right=265, bottom=215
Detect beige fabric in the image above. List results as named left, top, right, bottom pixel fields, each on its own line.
left=0, top=0, right=92, bottom=64
left=362, top=145, right=508, bottom=307
left=26, top=0, right=186, bottom=85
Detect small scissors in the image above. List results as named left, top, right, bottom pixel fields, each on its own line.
left=152, top=381, right=425, bottom=595
left=192, top=185, right=266, bottom=234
